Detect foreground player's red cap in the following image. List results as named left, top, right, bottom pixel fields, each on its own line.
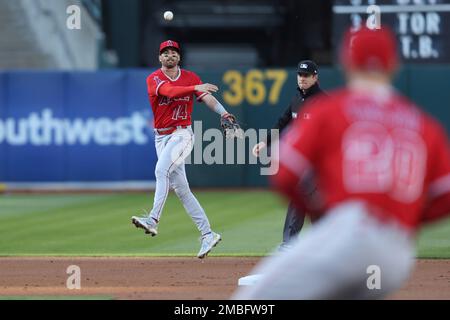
left=159, top=40, right=180, bottom=54
left=340, top=26, right=398, bottom=72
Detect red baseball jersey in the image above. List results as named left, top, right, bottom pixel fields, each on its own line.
left=146, top=68, right=207, bottom=129
left=276, top=86, right=450, bottom=230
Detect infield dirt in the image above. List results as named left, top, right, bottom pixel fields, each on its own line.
left=0, top=257, right=449, bottom=299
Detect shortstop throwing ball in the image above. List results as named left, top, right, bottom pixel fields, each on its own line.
left=164, top=11, right=173, bottom=21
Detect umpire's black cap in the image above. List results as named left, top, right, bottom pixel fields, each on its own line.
left=297, top=60, right=319, bottom=75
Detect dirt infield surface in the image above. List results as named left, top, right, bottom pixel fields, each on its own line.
left=0, top=257, right=449, bottom=299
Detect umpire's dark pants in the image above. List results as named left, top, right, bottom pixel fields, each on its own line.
left=282, top=201, right=305, bottom=245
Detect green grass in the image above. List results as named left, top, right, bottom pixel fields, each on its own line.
left=0, top=191, right=285, bottom=256
left=0, top=191, right=449, bottom=258
left=417, top=217, right=450, bottom=258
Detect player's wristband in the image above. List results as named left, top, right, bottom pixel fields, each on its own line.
left=213, top=102, right=228, bottom=116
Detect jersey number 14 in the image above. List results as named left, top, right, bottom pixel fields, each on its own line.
left=172, top=105, right=188, bottom=120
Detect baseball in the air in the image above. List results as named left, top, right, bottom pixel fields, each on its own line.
left=163, top=11, right=173, bottom=21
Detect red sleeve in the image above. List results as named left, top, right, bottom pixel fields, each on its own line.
left=146, top=75, right=196, bottom=98
left=190, top=72, right=209, bottom=102
left=270, top=102, right=327, bottom=216
left=159, top=82, right=196, bottom=98
left=421, top=124, right=450, bottom=223
left=146, top=75, right=165, bottom=96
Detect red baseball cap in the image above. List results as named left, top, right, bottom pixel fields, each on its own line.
left=340, top=26, right=398, bottom=72
left=159, top=40, right=180, bottom=54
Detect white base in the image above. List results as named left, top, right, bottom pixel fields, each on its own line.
left=238, top=274, right=263, bottom=286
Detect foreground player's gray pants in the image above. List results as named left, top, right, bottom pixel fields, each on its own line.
left=233, top=200, right=415, bottom=300
left=281, top=202, right=305, bottom=245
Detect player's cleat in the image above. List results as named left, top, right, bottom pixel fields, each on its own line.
left=131, top=216, right=158, bottom=237
left=197, top=231, right=221, bottom=259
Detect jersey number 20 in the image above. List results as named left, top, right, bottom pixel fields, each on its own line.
left=342, top=122, right=427, bottom=203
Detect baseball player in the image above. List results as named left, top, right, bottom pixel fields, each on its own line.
left=234, top=26, right=450, bottom=299
left=252, top=60, right=326, bottom=250
left=131, top=40, right=239, bottom=259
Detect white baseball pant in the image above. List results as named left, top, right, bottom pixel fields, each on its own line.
left=149, top=126, right=212, bottom=236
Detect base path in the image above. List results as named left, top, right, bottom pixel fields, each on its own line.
left=0, top=257, right=449, bottom=299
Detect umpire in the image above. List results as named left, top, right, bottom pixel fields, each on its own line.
left=252, top=60, right=326, bottom=250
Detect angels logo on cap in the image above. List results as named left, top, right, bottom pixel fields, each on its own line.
left=159, top=40, right=180, bottom=54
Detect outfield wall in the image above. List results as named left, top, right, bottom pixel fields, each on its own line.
left=0, top=66, right=449, bottom=188
left=0, top=70, right=157, bottom=185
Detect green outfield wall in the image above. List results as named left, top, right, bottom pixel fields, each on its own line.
left=187, top=65, right=450, bottom=187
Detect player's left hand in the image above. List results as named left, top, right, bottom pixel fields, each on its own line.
left=221, top=113, right=244, bottom=139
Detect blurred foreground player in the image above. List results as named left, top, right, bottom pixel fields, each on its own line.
left=233, top=27, right=450, bottom=299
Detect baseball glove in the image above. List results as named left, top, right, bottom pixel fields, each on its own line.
left=221, top=113, right=243, bottom=139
